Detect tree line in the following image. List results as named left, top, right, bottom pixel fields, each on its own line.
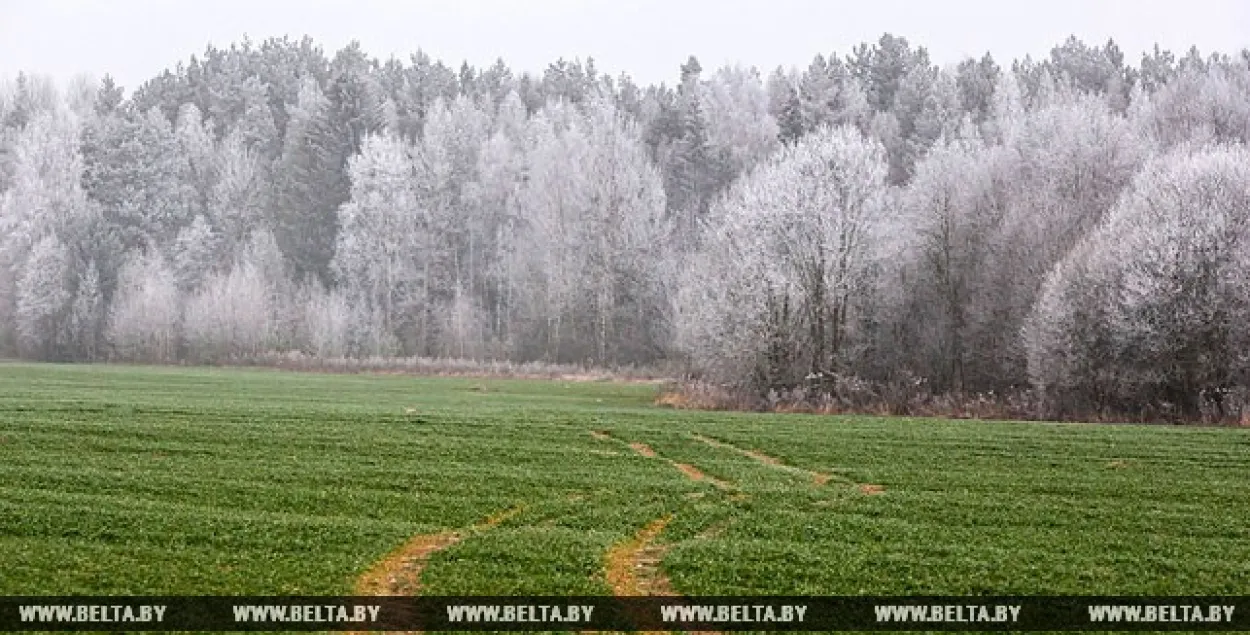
left=2, top=34, right=1249, bottom=420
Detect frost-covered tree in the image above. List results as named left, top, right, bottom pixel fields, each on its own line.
left=81, top=107, right=197, bottom=251
left=676, top=125, right=895, bottom=391
left=895, top=125, right=996, bottom=392
left=0, top=108, right=92, bottom=357
left=513, top=102, right=593, bottom=361
left=331, top=132, right=424, bottom=355
left=417, top=95, right=490, bottom=314
left=0, top=109, right=89, bottom=248
left=0, top=73, right=60, bottom=130
left=211, top=130, right=266, bottom=260
left=442, top=284, right=487, bottom=360
left=62, top=73, right=99, bottom=119
left=183, top=258, right=271, bottom=362
left=506, top=95, right=669, bottom=364
left=14, top=235, right=73, bottom=359
left=67, top=263, right=103, bottom=360
left=301, top=281, right=350, bottom=358
left=171, top=214, right=220, bottom=294
left=465, top=122, right=526, bottom=353
left=890, top=65, right=962, bottom=182
left=655, top=57, right=717, bottom=250
left=268, top=78, right=337, bottom=284
left=107, top=250, right=180, bottom=362
left=1045, top=37, right=1131, bottom=109
left=1025, top=145, right=1250, bottom=419
left=238, top=229, right=298, bottom=351
left=970, top=91, right=1150, bottom=388
left=1022, top=236, right=1120, bottom=416
left=174, top=103, right=219, bottom=218
left=809, top=55, right=872, bottom=131
left=850, top=34, right=931, bottom=112
left=955, top=53, right=1001, bottom=124
left=577, top=95, right=670, bottom=364
left=1135, top=63, right=1250, bottom=148
left=699, top=65, right=781, bottom=189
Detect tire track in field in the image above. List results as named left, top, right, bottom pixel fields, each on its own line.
left=691, top=433, right=885, bottom=494
left=593, top=431, right=734, bottom=491
left=355, top=506, right=523, bottom=596
left=604, top=514, right=678, bottom=597
left=604, top=516, right=726, bottom=635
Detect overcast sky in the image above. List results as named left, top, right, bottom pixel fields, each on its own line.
left=1, top=0, right=1247, bottom=92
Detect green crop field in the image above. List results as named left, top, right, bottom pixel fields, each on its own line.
left=2, top=361, right=1250, bottom=599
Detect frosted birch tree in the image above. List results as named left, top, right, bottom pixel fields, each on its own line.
left=676, top=125, right=894, bottom=390
left=896, top=124, right=994, bottom=392
left=14, top=235, right=73, bottom=358
left=107, top=250, right=180, bottom=362
left=332, top=132, right=423, bottom=355
left=0, top=108, right=91, bottom=357
left=514, top=102, right=592, bottom=361
left=578, top=95, right=670, bottom=364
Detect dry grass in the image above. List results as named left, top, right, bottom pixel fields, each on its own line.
left=251, top=352, right=674, bottom=382
left=660, top=380, right=1250, bottom=427
left=654, top=383, right=754, bottom=411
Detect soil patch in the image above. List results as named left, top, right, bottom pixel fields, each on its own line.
left=619, top=435, right=736, bottom=490
left=355, top=531, right=461, bottom=596
left=629, top=442, right=658, bottom=458
left=741, top=447, right=782, bottom=465
left=355, top=507, right=521, bottom=596
left=674, top=462, right=707, bottom=481
left=673, top=462, right=732, bottom=489
left=692, top=433, right=833, bottom=485
left=604, top=515, right=677, bottom=597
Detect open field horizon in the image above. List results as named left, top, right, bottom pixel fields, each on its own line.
left=2, top=361, right=1250, bottom=602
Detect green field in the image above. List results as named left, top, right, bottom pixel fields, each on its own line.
left=2, top=361, right=1250, bottom=598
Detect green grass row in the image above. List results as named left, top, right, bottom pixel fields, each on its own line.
left=2, top=361, right=1249, bottom=599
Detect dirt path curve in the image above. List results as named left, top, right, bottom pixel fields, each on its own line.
left=594, top=431, right=735, bottom=491
left=691, top=433, right=884, bottom=493
left=355, top=506, right=522, bottom=595
left=603, top=515, right=724, bottom=635
left=604, top=515, right=678, bottom=597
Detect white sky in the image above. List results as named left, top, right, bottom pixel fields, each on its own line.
left=1, top=0, right=1247, bottom=92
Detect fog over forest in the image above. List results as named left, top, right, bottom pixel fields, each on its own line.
left=2, top=34, right=1249, bottom=420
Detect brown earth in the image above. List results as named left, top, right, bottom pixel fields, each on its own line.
left=673, top=462, right=732, bottom=490
left=604, top=515, right=677, bottom=597
left=355, top=507, right=522, bottom=596
left=691, top=433, right=834, bottom=486
left=622, top=436, right=734, bottom=490
left=629, top=442, right=658, bottom=458
left=355, top=531, right=462, bottom=596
